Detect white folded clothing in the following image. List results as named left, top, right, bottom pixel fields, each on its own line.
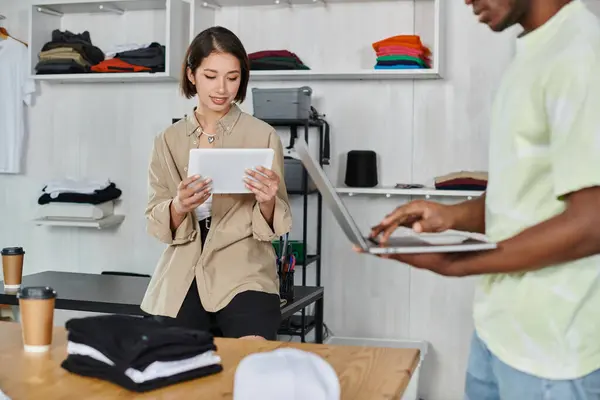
left=43, top=178, right=112, bottom=198
left=104, top=43, right=151, bottom=59
left=37, top=201, right=114, bottom=220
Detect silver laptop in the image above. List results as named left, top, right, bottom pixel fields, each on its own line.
left=294, top=140, right=497, bottom=254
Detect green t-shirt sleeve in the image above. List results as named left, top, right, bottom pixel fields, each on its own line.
left=546, top=56, right=600, bottom=199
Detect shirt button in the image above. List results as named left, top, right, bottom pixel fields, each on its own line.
left=184, top=167, right=188, bottom=172
left=193, top=141, right=197, bottom=145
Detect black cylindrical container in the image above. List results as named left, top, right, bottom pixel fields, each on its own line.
left=344, top=150, right=378, bottom=188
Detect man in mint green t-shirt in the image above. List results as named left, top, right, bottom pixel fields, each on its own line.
left=367, top=0, right=600, bottom=398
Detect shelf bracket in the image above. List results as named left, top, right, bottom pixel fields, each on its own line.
left=36, top=7, right=63, bottom=17
left=274, top=0, right=293, bottom=7
left=201, top=1, right=221, bottom=10
left=98, top=4, right=124, bottom=15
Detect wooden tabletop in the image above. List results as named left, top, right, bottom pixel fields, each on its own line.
left=0, top=322, right=419, bottom=400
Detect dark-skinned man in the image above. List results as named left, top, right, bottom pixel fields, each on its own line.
left=364, top=0, right=600, bottom=398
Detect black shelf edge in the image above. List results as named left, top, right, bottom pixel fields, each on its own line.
left=258, top=118, right=323, bottom=127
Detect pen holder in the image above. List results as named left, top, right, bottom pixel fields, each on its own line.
left=279, top=269, right=295, bottom=302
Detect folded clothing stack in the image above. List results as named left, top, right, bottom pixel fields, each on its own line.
left=35, top=32, right=166, bottom=75
left=61, top=315, right=223, bottom=392
left=36, top=179, right=122, bottom=221
left=248, top=50, right=310, bottom=70
left=92, top=42, right=165, bottom=73
left=434, top=171, right=488, bottom=191
left=37, top=179, right=121, bottom=205
left=35, top=30, right=104, bottom=74
left=372, top=35, right=431, bottom=70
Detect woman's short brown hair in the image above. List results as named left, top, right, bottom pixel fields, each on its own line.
left=180, top=26, right=250, bottom=102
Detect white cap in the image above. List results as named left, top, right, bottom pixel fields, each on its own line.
left=233, top=348, right=341, bottom=400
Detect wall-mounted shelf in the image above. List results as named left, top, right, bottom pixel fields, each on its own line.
left=208, top=0, right=420, bottom=5
left=32, top=72, right=174, bottom=83
left=30, top=0, right=189, bottom=83
left=27, top=0, right=444, bottom=83
left=249, top=69, right=441, bottom=81
left=336, top=187, right=483, bottom=199
left=193, top=0, right=444, bottom=81
left=33, top=215, right=125, bottom=229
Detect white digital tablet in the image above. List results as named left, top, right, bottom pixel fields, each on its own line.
left=187, top=148, right=275, bottom=194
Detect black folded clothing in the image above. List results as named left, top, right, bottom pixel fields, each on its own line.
left=115, top=42, right=165, bottom=72
left=41, top=30, right=104, bottom=65
left=37, top=182, right=122, bottom=205
left=35, top=59, right=90, bottom=75
left=250, top=59, right=310, bottom=70
left=61, top=315, right=223, bottom=392
left=51, top=29, right=93, bottom=46
left=62, top=354, right=223, bottom=392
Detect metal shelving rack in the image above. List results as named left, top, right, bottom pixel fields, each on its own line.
left=262, top=118, right=327, bottom=342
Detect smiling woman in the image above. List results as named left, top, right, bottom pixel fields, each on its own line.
left=141, top=26, right=292, bottom=342
left=181, top=27, right=249, bottom=113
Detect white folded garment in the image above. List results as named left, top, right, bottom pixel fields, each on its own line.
left=104, top=43, right=151, bottom=59
left=37, top=202, right=114, bottom=220
left=43, top=178, right=111, bottom=198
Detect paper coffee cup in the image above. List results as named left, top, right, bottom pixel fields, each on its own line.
left=17, top=286, right=57, bottom=353
left=2, top=247, right=25, bottom=290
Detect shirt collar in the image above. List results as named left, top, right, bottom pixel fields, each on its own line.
left=185, top=103, right=242, bottom=137
left=515, top=0, right=580, bottom=54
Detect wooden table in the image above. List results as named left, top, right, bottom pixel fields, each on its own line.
left=0, top=271, right=325, bottom=342
left=0, top=322, right=419, bottom=400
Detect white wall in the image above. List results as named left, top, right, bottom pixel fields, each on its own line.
left=0, top=0, right=516, bottom=398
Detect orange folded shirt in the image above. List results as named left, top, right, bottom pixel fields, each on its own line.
left=372, top=35, right=431, bottom=56
left=91, top=58, right=151, bottom=73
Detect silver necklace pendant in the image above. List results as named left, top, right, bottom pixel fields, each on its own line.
left=207, top=136, right=215, bottom=144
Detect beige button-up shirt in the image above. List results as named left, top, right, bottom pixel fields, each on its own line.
left=141, top=104, right=292, bottom=316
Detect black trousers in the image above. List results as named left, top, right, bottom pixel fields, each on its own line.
left=174, top=219, right=281, bottom=340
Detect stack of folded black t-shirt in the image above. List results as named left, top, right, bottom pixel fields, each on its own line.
left=248, top=50, right=310, bottom=70
left=61, top=315, right=223, bottom=392
left=35, top=29, right=104, bottom=74
left=113, top=42, right=166, bottom=73
left=37, top=182, right=122, bottom=205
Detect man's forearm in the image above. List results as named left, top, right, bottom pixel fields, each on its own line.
left=449, top=193, right=486, bottom=233
left=453, top=204, right=600, bottom=276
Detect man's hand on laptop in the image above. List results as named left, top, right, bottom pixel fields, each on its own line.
left=368, top=200, right=456, bottom=244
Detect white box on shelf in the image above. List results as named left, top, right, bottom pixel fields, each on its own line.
left=190, top=0, right=445, bottom=81
left=325, top=336, right=429, bottom=400
left=29, top=0, right=190, bottom=83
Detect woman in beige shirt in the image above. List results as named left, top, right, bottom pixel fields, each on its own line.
left=141, top=26, right=292, bottom=340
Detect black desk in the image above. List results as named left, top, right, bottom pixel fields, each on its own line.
left=0, top=271, right=324, bottom=343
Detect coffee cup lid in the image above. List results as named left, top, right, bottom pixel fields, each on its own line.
left=1, top=247, right=25, bottom=256
left=17, top=286, right=57, bottom=300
